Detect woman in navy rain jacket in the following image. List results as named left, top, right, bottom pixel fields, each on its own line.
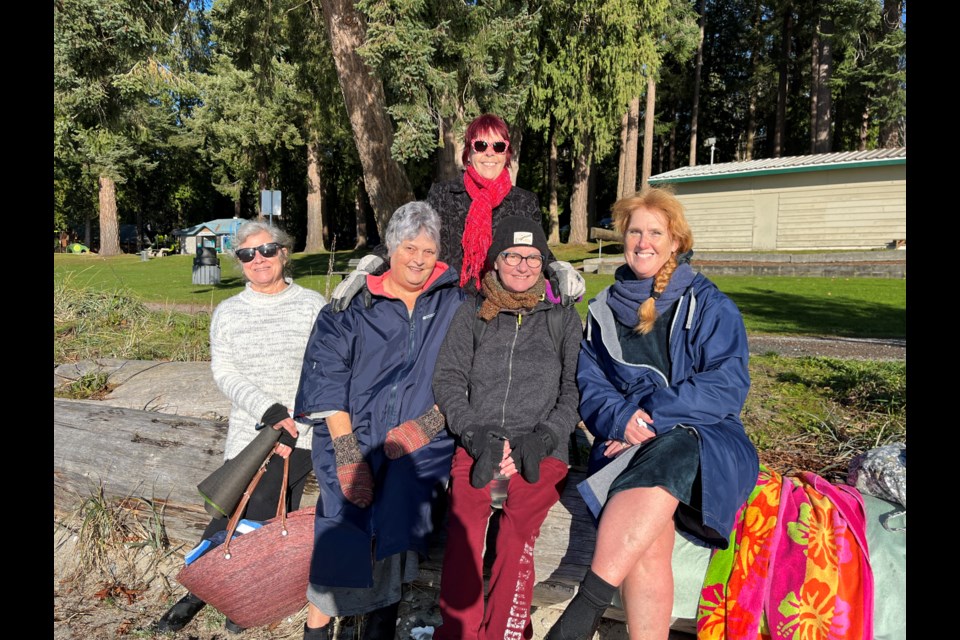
left=547, top=187, right=759, bottom=640
left=295, top=202, right=465, bottom=640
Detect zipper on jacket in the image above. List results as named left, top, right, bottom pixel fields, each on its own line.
left=384, top=298, right=420, bottom=426
left=499, top=314, right=522, bottom=431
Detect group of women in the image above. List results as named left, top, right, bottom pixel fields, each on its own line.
left=156, top=112, right=758, bottom=640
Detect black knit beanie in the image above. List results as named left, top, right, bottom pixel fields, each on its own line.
left=486, top=216, right=550, bottom=269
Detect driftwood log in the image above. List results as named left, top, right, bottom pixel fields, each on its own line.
left=589, top=227, right=622, bottom=243
left=52, top=399, right=605, bottom=613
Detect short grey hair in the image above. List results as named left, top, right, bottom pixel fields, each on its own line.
left=385, top=201, right=441, bottom=257
left=233, top=220, right=294, bottom=280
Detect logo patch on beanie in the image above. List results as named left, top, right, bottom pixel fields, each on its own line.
left=512, top=231, right=534, bottom=245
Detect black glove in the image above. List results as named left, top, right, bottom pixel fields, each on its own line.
left=461, top=425, right=506, bottom=489
left=511, top=428, right=558, bottom=484
left=261, top=403, right=298, bottom=448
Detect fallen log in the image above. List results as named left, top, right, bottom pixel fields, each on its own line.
left=54, top=399, right=237, bottom=546
left=52, top=399, right=605, bottom=614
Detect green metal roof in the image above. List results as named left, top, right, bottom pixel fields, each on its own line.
left=648, top=147, right=906, bottom=184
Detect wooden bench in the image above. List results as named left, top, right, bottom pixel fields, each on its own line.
left=329, top=257, right=363, bottom=280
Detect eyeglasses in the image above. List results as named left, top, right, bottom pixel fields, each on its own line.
left=499, top=252, right=544, bottom=268
left=472, top=139, right=509, bottom=154
left=235, top=242, right=283, bottom=263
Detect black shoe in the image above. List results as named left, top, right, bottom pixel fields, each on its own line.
left=303, top=622, right=332, bottom=640
left=154, top=593, right=206, bottom=632
left=225, top=618, right=245, bottom=634
left=362, top=601, right=400, bottom=640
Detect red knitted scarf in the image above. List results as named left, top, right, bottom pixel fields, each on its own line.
left=461, top=165, right=513, bottom=289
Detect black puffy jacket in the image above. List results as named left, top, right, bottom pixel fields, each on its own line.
left=425, top=176, right=542, bottom=277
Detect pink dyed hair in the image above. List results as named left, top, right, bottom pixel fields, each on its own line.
left=461, top=113, right=513, bottom=167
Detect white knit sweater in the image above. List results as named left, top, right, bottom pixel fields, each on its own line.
left=209, top=279, right=326, bottom=460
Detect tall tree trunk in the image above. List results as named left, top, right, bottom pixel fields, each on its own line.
left=773, top=0, right=792, bottom=157
left=568, top=134, right=592, bottom=245
left=657, top=131, right=665, bottom=175
left=689, top=0, right=707, bottom=166
left=809, top=24, right=819, bottom=154
left=669, top=112, right=678, bottom=170
left=619, top=96, right=640, bottom=197
left=507, top=119, right=524, bottom=186
left=641, top=76, right=655, bottom=188
left=617, top=109, right=628, bottom=197
left=97, top=175, right=121, bottom=256
left=812, top=17, right=834, bottom=153
left=257, top=156, right=270, bottom=220
left=877, top=0, right=904, bottom=147
left=354, top=176, right=368, bottom=250
left=859, top=105, right=871, bottom=151
left=744, top=0, right=762, bottom=160
left=547, top=120, right=560, bottom=245
left=587, top=157, right=597, bottom=228
left=436, top=114, right=461, bottom=182
left=304, top=141, right=327, bottom=253
left=319, top=0, right=414, bottom=236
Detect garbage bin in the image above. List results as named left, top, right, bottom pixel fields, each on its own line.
left=140, top=250, right=150, bottom=262
left=192, top=246, right=221, bottom=285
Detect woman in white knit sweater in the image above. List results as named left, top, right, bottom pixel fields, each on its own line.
left=154, top=221, right=326, bottom=634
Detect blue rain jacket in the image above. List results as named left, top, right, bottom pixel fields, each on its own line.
left=295, top=264, right=465, bottom=587
left=578, top=273, right=759, bottom=543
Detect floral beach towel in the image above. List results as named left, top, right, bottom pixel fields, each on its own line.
left=697, top=465, right=873, bottom=640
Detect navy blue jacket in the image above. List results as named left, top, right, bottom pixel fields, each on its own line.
left=294, top=263, right=465, bottom=587
left=578, top=273, right=759, bottom=543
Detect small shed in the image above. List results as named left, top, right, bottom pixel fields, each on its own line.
left=172, top=218, right=245, bottom=256
left=647, top=148, right=906, bottom=251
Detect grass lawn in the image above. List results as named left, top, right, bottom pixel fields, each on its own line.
left=54, top=245, right=905, bottom=339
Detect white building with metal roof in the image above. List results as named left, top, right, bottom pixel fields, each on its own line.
left=172, top=218, right=245, bottom=256
left=647, top=148, right=906, bottom=251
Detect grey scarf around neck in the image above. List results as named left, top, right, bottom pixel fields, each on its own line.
left=606, top=262, right=696, bottom=327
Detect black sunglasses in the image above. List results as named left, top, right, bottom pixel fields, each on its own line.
left=235, top=242, right=283, bottom=263
left=472, top=139, right=509, bottom=154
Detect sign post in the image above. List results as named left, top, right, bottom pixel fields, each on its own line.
left=260, top=190, right=282, bottom=225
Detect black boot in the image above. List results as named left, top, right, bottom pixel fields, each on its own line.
left=362, top=601, right=400, bottom=640
left=545, top=570, right=617, bottom=640
left=225, top=618, right=245, bottom=634
left=154, top=592, right=206, bottom=632
left=303, top=622, right=332, bottom=640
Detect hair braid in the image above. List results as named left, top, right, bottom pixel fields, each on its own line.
left=634, top=255, right=678, bottom=334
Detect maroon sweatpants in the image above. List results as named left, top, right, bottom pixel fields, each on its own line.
left=436, top=446, right=568, bottom=640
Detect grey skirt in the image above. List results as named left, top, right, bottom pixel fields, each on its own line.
left=307, top=551, right=419, bottom=617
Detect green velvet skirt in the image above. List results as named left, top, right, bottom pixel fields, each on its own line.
left=607, top=426, right=714, bottom=544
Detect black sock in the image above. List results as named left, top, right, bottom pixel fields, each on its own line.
left=546, top=570, right=617, bottom=640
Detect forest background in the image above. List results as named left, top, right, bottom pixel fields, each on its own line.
left=53, top=0, right=906, bottom=256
